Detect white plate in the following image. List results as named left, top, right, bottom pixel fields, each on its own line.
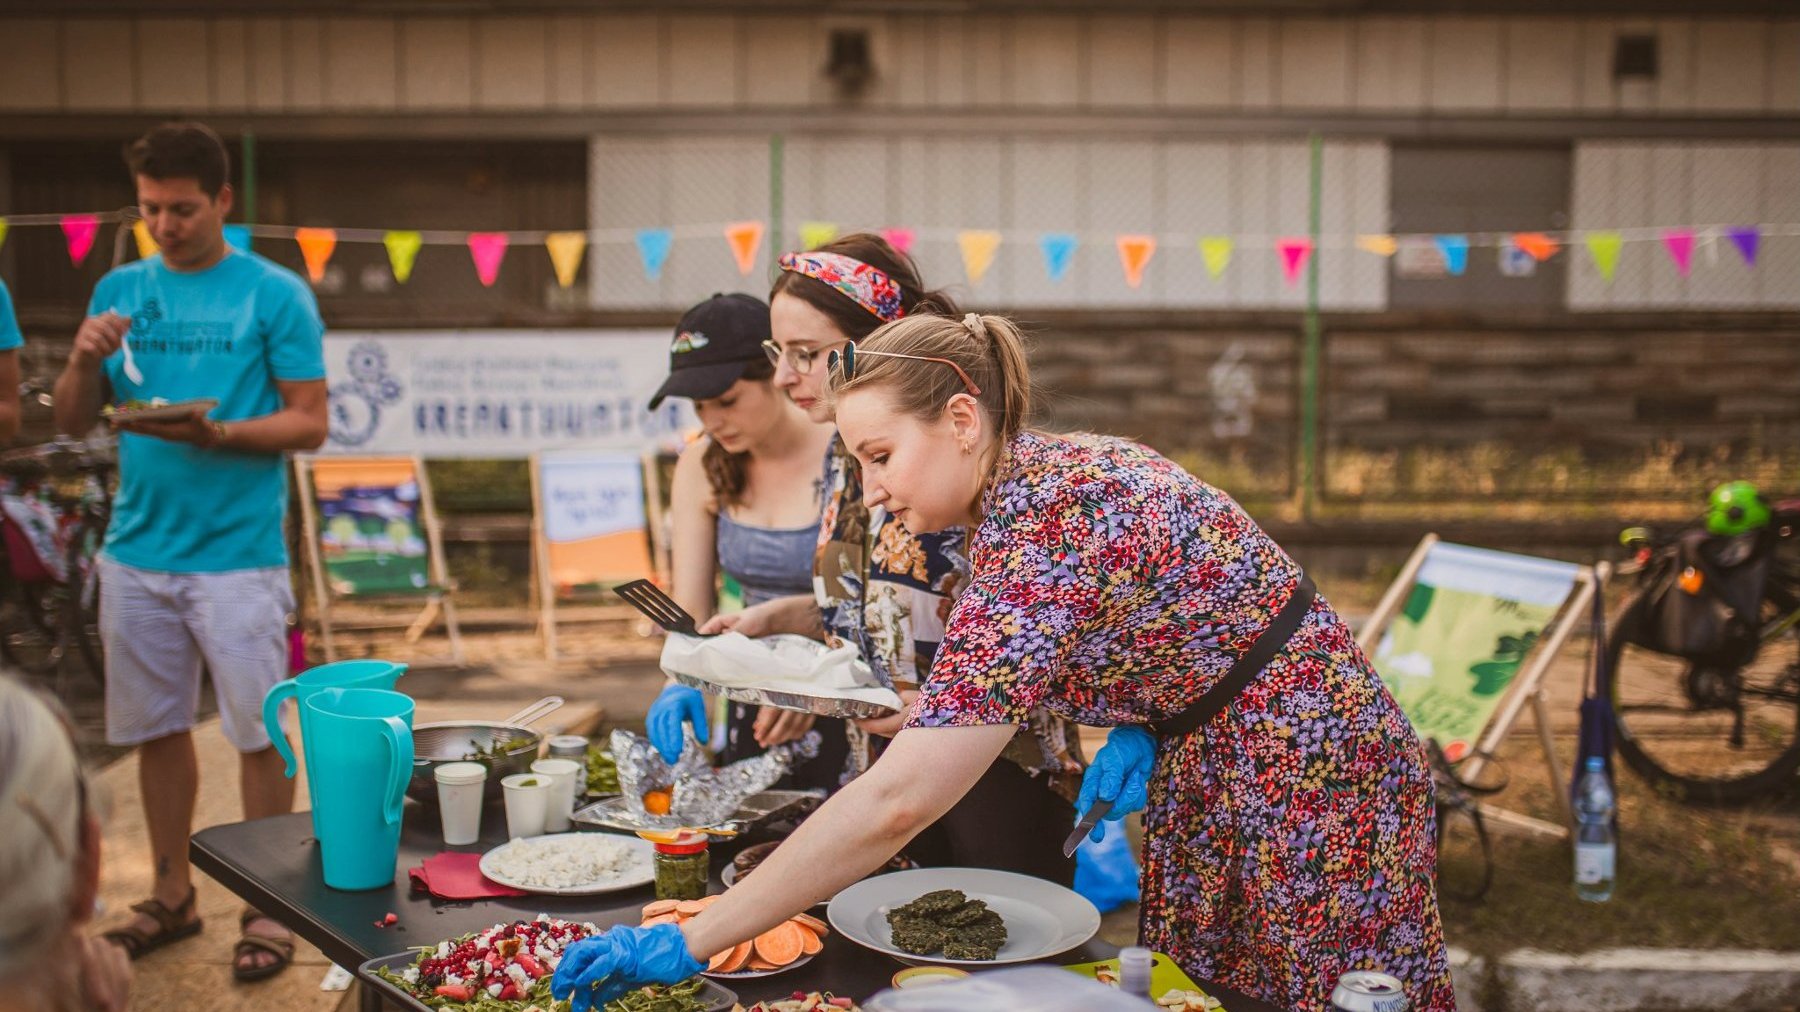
left=826, top=867, right=1100, bottom=969
left=103, top=398, right=220, bottom=424
left=477, top=832, right=656, bottom=896
left=702, top=953, right=814, bottom=981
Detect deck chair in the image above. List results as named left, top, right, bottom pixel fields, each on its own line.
left=295, top=455, right=463, bottom=664
left=1359, top=534, right=1599, bottom=840
left=531, top=450, right=660, bottom=660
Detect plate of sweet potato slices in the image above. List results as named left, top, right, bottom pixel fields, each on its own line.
left=639, top=896, right=825, bottom=979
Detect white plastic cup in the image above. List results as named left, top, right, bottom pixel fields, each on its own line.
left=546, top=735, right=589, bottom=759
left=434, top=761, right=487, bottom=846
left=530, top=757, right=582, bottom=833
left=500, top=773, right=551, bottom=840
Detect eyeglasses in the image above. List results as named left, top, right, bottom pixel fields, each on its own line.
left=761, top=339, right=843, bottom=376
left=828, top=342, right=982, bottom=397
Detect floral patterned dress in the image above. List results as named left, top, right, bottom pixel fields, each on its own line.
left=907, top=432, right=1455, bottom=1012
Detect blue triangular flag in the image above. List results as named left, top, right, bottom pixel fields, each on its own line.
left=224, top=224, right=252, bottom=252
left=1434, top=234, right=1470, bottom=276
left=635, top=228, right=674, bottom=281
left=1039, top=232, right=1079, bottom=283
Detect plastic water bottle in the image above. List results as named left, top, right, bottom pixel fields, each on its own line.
left=1573, top=756, right=1616, bottom=902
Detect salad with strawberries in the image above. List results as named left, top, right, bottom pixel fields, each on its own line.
left=374, top=916, right=711, bottom=1011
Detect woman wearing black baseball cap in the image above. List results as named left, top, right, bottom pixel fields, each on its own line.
left=645, top=293, right=846, bottom=790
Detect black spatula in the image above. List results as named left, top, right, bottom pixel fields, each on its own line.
left=613, top=579, right=714, bottom=637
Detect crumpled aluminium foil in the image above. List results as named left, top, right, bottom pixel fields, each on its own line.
left=609, top=727, right=821, bottom=829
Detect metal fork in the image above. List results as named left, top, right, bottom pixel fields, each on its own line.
left=613, top=579, right=712, bottom=636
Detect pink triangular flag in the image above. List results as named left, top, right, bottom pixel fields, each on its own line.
left=880, top=228, right=915, bottom=256
left=61, top=214, right=100, bottom=267
left=468, top=232, right=509, bottom=287
left=1661, top=229, right=1695, bottom=277
left=1277, top=238, right=1313, bottom=286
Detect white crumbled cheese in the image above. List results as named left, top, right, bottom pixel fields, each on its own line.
left=436, top=941, right=451, bottom=958
left=401, top=968, right=419, bottom=985
left=506, top=964, right=531, bottom=987
left=548, top=954, right=562, bottom=970
left=488, top=982, right=504, bottom=998
left=536, top=913, right=551, bottom=922
left=487, top=836, right=637, bottom=890
left=445, top=974, right=463, bottom=986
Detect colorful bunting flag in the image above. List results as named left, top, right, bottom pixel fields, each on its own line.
left=224, top=224, right=251, bottom=252
left=61, top=215, right=99, bottom=267
left=1039, top=233, right=1078, bottom=283
left=1276, top=237, right=1313, bottom=287
left=1199, top=236, right=1234, bottom=278
left=798, top=222, right=838, bottom=251
left=1661, top=229, right=1695, bottom=277
left=384, top=231, right=422, bottom=284
left=1433, top=235, right=1470, bottom=276
left=294, top=227, right=337, bottom=284
left=1727, top=226, right=1760, bottom=267
left=1585, top=231, right=1623, bottom=283
left=724, top=221, right=763, bottom=276
left=636, top=228, right=674, bottom=281
left=879, top=228, right=915, bottom=256
left=0, top=219, right=8, bottom=255
left=957, top=230, right=1002, bottom=286
left=1512, top=232, right=1559, bottom=262
left=1116, top=235, right=1156, bottom=289
left=467, top=232, right=509, bottom=287
left=1355, top=234, right=1398, bottom=257
left=544, top=231, right=587, bottom=289
left=131, top=220, right=158, bottom=260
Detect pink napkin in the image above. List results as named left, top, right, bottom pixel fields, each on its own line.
left=408, top=851, right=528, bottom=899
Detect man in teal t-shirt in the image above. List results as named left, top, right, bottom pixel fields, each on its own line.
left=0, top=278, right=23, bottom=441
left=54, top=122, right=326, bottom=981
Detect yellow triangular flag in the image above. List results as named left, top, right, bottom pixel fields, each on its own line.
left=1198, top=236, right=1234, bottom=279
left=1355, top=234, right=1398, bottom=257
left=725, top=221, right=764, bottom=276
left=958, top=230, right=1002, bottom=286
left=384, top=230, right=422, bottom=284
left=799, top=221, right=838, bottom=251
left=1116, top=235, right=1156, bottom=289
left=294, top=227, right=337, bottom=284
left=1586, top=231, right=1623, bottom=283
left=545, top=231, right=588, bottom=289
left=131, top=220, right=159, bottom=259
left=0, top=218, right=8, bottom=254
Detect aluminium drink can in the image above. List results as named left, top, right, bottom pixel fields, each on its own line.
left=1330, top=971, right=1410, bottom=1012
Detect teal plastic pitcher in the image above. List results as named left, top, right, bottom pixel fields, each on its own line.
left=262, top=659, right=407, bottom=780
left=302, top=687, right=414, bottom=891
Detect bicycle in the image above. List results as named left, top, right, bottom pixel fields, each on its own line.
left=1606, top=483, right=1800, bottom=804
left=0, top=432, right=115, bottom=690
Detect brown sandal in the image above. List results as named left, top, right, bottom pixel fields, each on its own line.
left=234, top=907, right=296, bottom=983
left=101, top=887, right=203, bottom=960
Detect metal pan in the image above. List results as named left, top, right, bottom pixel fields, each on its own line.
left=407, top=695, right=563, bottom=805
left=667, top=671, right=900, bottom=720
left=358, top=949, right=738, bottom=1012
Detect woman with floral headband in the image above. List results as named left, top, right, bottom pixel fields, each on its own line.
left=647, top=233, right=1084, bottom=883
left=558, top=312, right=1453, bottom=1012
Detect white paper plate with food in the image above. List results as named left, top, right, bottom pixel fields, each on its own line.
left=827, top=867, right=1100, bottom=968
left=477, top=832, right=655, bottom=895
left=102, top=398, right=219, bottom=425
left=662, top=632, right=903, bottom=719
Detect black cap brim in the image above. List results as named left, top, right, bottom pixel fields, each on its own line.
left=647, top=359, right=758, bottom=410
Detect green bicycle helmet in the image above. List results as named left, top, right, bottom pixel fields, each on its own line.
left=1706, top=480, right=1772, bottom=536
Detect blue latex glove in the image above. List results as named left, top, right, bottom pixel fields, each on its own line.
left=646, top=684, right=708, bottom=765
left=551, top=922, right=706, bottom=1012
left=1074, top=725, right=1156, bottom=843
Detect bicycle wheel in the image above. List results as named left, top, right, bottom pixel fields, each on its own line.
left=1607, top=574, right=1800, bottom=804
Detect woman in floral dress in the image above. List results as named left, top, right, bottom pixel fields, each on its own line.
left=554, top=311, right=1454, bottom=1012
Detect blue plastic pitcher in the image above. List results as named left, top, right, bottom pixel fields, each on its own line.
left=302, top=687, right=414, bottom=891
left=262, top=659, right=407, bottom=780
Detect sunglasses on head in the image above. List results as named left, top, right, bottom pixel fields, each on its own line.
left=828, top=342, right=982, bottom=398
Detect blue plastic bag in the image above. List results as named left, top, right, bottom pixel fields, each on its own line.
left=1073, top=827, right=1141, bottom=913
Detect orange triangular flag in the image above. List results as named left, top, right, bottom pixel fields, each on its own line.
left=1116, top=235, right=1156, bottom=289
left=725, top=221, right=764, bottom=276
left=294, top=228, right=337, bottom=284
left=1513, top=232, right=1559, bottom=262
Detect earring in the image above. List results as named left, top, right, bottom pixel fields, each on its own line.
left=960, top=441, right=972, bottom=455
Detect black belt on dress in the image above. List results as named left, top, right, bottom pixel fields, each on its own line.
left=1148, top=573, right=1318, bottom=739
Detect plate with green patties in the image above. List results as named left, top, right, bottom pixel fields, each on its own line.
left=826, top=867, right=1099, bottom=968
left=102, top=397, right=219, bottom=425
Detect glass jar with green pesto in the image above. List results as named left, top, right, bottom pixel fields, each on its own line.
left=653, top=831, right=710, bottom=901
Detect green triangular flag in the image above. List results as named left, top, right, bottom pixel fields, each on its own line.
left=0, top=218, right=9, bottom=254
left=384, top=230, right=423, bottom=284
left=1585, top=231, right=1623, bottom=283
left=1199, top=236, right=1233, bottom=279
